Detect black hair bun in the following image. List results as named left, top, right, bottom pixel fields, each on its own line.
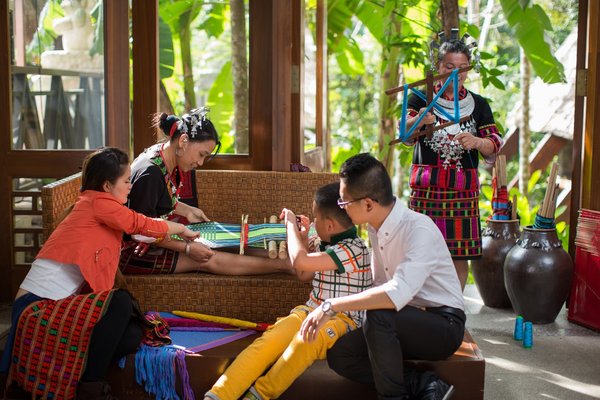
left=159, top=114, right=179, bottom=134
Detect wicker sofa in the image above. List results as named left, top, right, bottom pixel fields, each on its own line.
left=41, top=170, right=485, bottom=400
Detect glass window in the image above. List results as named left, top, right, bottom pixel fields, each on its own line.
left=158, top=0, right=249, bottom=154
left=10, top=0, right=105, bottom=150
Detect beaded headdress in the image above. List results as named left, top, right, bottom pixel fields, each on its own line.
left=178, top=106, right=211, bottom=139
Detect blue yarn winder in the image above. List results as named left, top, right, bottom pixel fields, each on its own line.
left=386, top=66, right=473, bottom=146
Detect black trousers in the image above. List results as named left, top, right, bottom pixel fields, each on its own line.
left=80, top=289, right=144, bottom=382
left=327, top=305, right=465, bottom=400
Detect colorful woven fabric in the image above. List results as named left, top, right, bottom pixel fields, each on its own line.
left=410, top=164, right=480, bottom=191
left=533, top=214, right=556, bottom=229
left=491, top=177, right=510, bottom=220
left=8, top=291, right=113, bottom=400
left=119, top=246, right=178, bottom=275
left=181, top=222, right=289, bottom=249
left=410, top=187, right=482, bottom=259
left=142, top=312, right=172, bottom=347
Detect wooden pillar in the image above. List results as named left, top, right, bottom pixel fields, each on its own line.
left=132, top=0, right=159, bottom=157
left=249, top=1, right=294, bottom=171
left=569, top=0, right=588, bottom=255
left=104, top=1, right=130, bottom=152
left=581, top=0, right=600, bottom=212
left=271, top=1, right=293, bottom=171
left=316, top=0, right=329, bottom=169
left=291, top=0, right=304, bottom=165
left=0, top=0, right=11, bottom=301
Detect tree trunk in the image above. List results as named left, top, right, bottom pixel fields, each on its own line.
left=379, top=12, right=402, bottom=178
left=440, top=0, right=459, bottom=37
left=159, top=80, right=175, bottom=116
left=519, top=48, right=531, bottom=197
left=179, top=10, right=196, bottom=111
left=230, top=0, right=249, bottom=153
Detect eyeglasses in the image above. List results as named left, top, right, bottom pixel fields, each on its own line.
left=337, top=197, right=366, bottom=209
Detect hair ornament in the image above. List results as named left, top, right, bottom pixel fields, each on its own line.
left=177, top=119, right=188, bottom=136
left=187, top=106, right=210, bottom=139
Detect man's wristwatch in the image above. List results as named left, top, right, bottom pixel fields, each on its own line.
left=321, top=300, right=337, bottom=317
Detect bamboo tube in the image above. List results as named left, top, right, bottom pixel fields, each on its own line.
left=268, top=215, right=278, bottom=259
left=512, top=194, right=518, bottom=220
left=278, top=241, right=287, bottom=259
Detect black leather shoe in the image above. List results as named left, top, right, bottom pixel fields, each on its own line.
left=419, top=376, right=454, bottom=400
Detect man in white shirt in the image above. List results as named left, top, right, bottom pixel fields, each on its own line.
left=300, top=153, right=464, bottom=400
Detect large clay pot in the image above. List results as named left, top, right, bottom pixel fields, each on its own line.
left=471, top=220, right=520, bottom=308
left=504, top=226, right=574, bottom=324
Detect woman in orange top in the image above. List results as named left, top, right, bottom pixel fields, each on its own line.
left=1, top=147, right=199, bottom=400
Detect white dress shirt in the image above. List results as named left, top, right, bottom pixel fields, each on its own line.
left=367, top=199, right=464, bottom=311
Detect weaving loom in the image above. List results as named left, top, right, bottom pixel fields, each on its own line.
left=183, top=221, right=288, bottom=248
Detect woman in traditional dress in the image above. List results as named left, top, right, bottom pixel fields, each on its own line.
left=0, top=147, right=199, bottom=400
left=404, top=36, right=503, bottom=289
left=119, top=108, right=292, bottom=275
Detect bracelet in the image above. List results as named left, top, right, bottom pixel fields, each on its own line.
left=185, top=242, right=191, bottom=257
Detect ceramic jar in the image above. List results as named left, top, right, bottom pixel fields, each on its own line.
left=504, top=226, right=574, bottom=324
left=471, top=220, right=520, bottom=308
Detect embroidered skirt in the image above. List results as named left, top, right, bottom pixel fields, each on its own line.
left=119, top=244, right=179, bottom=274
left=8, top=291, right=113, bottom=400
left=410, top=187, right=482, bottom=259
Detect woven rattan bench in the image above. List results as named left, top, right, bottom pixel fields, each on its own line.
left=40, top=170, right=485, bottom=400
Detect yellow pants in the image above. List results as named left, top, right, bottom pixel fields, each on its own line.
left=206, top=306, right=355, bottom=400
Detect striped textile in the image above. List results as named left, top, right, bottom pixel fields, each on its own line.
left=119, top=246, right=178, bottom=275
left=184, top=222, right=294, bottom=248
left=491, top=177, right=510, bottom=220
left=410, top=187, right=482, bottom=259
left=8, top=291, right=113, bottom=400
left=410, top=164, right=480, bottom=191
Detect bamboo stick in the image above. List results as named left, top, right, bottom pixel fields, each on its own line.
left=389, top=115, right=471, bottom=146
left=385, top=66, right=473, bottom=95
left=512, top=194, right=518, bottom=220
left=540, top=163, right=559, bottom=218
left=268, top=215, right=278, bottom=259
left=497, top=155, right=507, bottom=187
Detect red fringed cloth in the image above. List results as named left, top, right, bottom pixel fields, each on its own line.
left=491, top=176, right=510, bottom=220
left=7, top=291, right=113, bottom=400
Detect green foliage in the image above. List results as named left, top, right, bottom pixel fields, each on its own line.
left=89, top=1, right=103, bottom=57
left=159, top=16, right=175, bottom=80
left=206, top=61, right=234, bottom=153
left=498, top=0, right=566, bottom=83
left=25, top=0, right=64, bottom=64
left=197, top=2, right=226, bottom=38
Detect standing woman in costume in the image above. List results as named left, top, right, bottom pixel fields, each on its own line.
left=0, top=147, right=199, bottom=400
left=404, top=34, right=503, bottom=289
left=120, top=108, right=292, bottom=275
